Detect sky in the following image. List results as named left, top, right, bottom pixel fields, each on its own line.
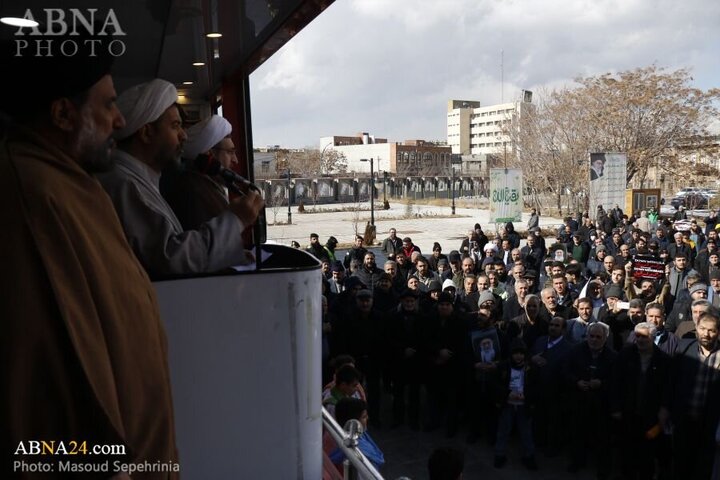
left=249, top=0, right=720, bottom=149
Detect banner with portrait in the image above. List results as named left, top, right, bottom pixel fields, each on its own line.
left=489, top=168, right=523, bottom=223
left=589, top=152, right=627, bottom=219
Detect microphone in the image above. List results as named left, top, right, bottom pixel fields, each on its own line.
left=194, top=154, right=258, bottom=192
left=194, top=153, right=267, bottom=266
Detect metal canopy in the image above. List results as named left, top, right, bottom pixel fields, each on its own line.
left=0, top=0, right=334, bottom=99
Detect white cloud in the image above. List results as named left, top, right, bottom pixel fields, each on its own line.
left=250, top=0, right=720, bottom=147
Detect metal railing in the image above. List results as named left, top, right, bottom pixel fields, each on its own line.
left=321, top=407, right=384, bottom=480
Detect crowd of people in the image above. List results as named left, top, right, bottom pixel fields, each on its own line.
left=309, top=205, right=720, bottom=479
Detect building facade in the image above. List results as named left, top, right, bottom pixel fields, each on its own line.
left=447, top=92, right=533, bottom=156
left=319, top=133, right=453, bottom=176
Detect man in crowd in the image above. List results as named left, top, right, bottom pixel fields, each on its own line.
left=305, top=233, right=328, bottom=260
left=566, top=322, right=616, bottom=478
left=611, top=322, right=672, bottom=480
left=344, top=235, right=368, bottom=269
left=530, top=316, right=572, bottom=456
left=412, top=256, right=440, bottom=291
left=381, top=227, right=402, bottom=257
left=668, top=312, right=720, bottom=479
left=667, top=282, right=708, bottom=332
left=354, top=252, right=385, bottom=291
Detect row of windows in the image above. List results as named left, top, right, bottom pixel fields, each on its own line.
left=470, top=120, right=508, bottom=127
left=471, top=141, right=508, bottom=148
left=472, top=132, right=504, bottom=138
left=396, top=158, right=453, bottom=168
left=475, top=108, right=514, bottom=117
left=395, top=151, right=453, bottom=163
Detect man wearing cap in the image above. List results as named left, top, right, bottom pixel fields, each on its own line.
left=324, top=236, right=339, bottom=263
left=162, top=114, right=236, bottom=230
left=694, top=238, right=716, bottom=277
left=667, top=282, right=709, bottom=332
left=374, top=272, right=399, bottom=314
left=97, top=79, right=263, bottom=278
left=401, top=236, right=421, bottom=258
left=570, top=232, right=590, bottom=266
left=675, top=299, right=712, bottom=339
left=0, top=37, right=177, bottom=472
left=522, top=269, right=539, bottom=295
left=427, top=242, right=448, bottom=272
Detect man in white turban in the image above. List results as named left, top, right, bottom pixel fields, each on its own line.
left=97, top=79, right=264, bottom=279
left=163, top=114, right=239, bottom=229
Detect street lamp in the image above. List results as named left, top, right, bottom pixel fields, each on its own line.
left=360, top=158, right=375, bottom=227
left=450, top=155, right=462, bottom=215
left=383, top=171, right=389, bottom=209
left=286, top=169, right=292, bottom=224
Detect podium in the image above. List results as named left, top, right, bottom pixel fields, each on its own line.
left=153, top=245, right=322, bottom=478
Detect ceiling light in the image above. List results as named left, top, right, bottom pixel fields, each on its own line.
left=206, top=32, right=222, bottom=38
left=182, top=81, right=193, bottom=85
left=0, top=17, right=40, bottom=27
left=192, top=62, right=205, bottom=66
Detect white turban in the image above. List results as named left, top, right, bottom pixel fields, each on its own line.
left=182, top=115, right=232, bottom=160
left=114, top=79, right=177, bottom=140
left=483, top=243, right=498, bottom=252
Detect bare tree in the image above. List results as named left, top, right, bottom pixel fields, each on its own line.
left=264, top=184, right=287, bottom=225
left=505, top=66, right=720, bottom=212
left=277, top=147, right=349, bottom=177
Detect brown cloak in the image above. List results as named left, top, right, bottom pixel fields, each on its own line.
left=0, top=130, right=177, bottom=478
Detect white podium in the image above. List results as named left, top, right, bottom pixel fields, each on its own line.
left=153, top=245, right=322, bottom=479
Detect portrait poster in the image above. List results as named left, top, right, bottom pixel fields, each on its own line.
left=589, top=152, right=627, bottom=219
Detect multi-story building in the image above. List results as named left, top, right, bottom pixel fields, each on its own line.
left=447, top=92, right=533, bottom=156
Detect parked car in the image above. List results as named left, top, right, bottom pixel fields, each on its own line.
left=670, top=193, right=710, bottom=210
left=675, top=187, right=703, bottom=197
